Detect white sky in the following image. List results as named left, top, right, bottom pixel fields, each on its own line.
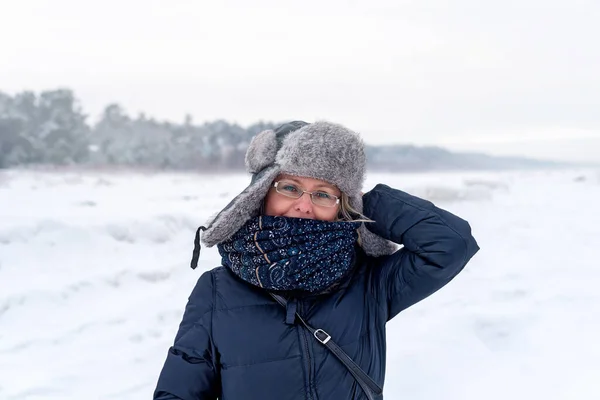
left=2, top=0, right=599, bottom=163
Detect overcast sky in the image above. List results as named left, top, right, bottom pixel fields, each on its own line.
left=2, top=0, right=599, bottom=163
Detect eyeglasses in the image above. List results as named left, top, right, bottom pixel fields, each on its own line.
left=272, top=180, right=340, bottom=207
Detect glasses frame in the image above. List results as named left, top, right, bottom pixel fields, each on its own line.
left=272, top=180, right=340, bottom=208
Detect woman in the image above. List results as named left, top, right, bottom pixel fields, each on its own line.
left=154, top=121, right=479, bottom=400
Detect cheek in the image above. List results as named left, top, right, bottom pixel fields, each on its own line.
left=315, top=206, right=340, bottom=221
left=263, top=191, right=288, bottom=216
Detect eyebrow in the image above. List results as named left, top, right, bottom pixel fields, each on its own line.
left=281, top=176, right=338, bottom=192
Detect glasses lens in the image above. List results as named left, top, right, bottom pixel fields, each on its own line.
left=275, top=181, right=302, bottom=198
left=311, top=191, right=338, bottom=207
left=275, top=181, right=338, bottom=207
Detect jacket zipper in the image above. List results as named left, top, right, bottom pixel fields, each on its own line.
left=298, top=301, right=315, bottom=400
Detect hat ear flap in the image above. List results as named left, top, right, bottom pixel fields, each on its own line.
left=245, top=129, right=278, bottom=174
left=358, top=224, right=398, bottom=257
left=348, top=193, right=398, bottom=257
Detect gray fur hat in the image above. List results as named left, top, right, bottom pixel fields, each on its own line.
left=200, top=120, right=396, bottom=257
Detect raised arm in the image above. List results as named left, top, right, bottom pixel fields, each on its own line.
left=154, top=271, right=220, bottom=400
left=363, top=184, right=479, bottom=320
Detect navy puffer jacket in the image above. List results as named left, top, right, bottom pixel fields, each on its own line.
left=154, top=184, right=479, bottom=399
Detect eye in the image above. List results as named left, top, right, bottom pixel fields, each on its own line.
left=280, top=183, right=299, bottom=193
left=314, top=191, right=333, bottom=199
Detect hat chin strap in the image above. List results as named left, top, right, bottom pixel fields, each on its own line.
left=190, top=226, right=207, bottom=269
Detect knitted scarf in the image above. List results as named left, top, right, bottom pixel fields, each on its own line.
left=217, top=215, right=360, bottom=293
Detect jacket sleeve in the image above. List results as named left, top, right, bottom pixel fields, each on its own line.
left=154, top=271, right=220, bottom=400
left=363, top=184, right=479, bottom=321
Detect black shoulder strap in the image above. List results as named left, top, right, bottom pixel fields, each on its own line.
left=269, top=293, right=383, bottom=400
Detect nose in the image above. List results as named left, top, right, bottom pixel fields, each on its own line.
left=294, top=192, right=314, bottom=215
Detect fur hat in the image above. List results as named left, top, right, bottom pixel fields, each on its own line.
left=200, top=120, right=396, bottom=257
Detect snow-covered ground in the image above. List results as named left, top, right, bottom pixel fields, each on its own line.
left=1, top=168, right=599, bottom=400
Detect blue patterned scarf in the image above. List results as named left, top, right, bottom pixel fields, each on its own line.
left=217, top=215, right=360, bottom=293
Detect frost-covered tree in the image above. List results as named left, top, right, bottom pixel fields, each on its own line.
left=35, top=89, right=90, bottom=164
left=0, top=92, right=34, bottom=167
left=0, top=89, right=89, bottom=167
left=90, top=103, right=136, bottom=165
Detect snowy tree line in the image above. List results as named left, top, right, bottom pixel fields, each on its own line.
left=0, top=89, right=556, bottom=171
left=0, top=89, right=276, bottom=170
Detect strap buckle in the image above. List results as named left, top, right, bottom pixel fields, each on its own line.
left=314, top=328, right=331, bottom=344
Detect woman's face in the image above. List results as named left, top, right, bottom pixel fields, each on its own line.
left=263, top=174, right=341, bottom=221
